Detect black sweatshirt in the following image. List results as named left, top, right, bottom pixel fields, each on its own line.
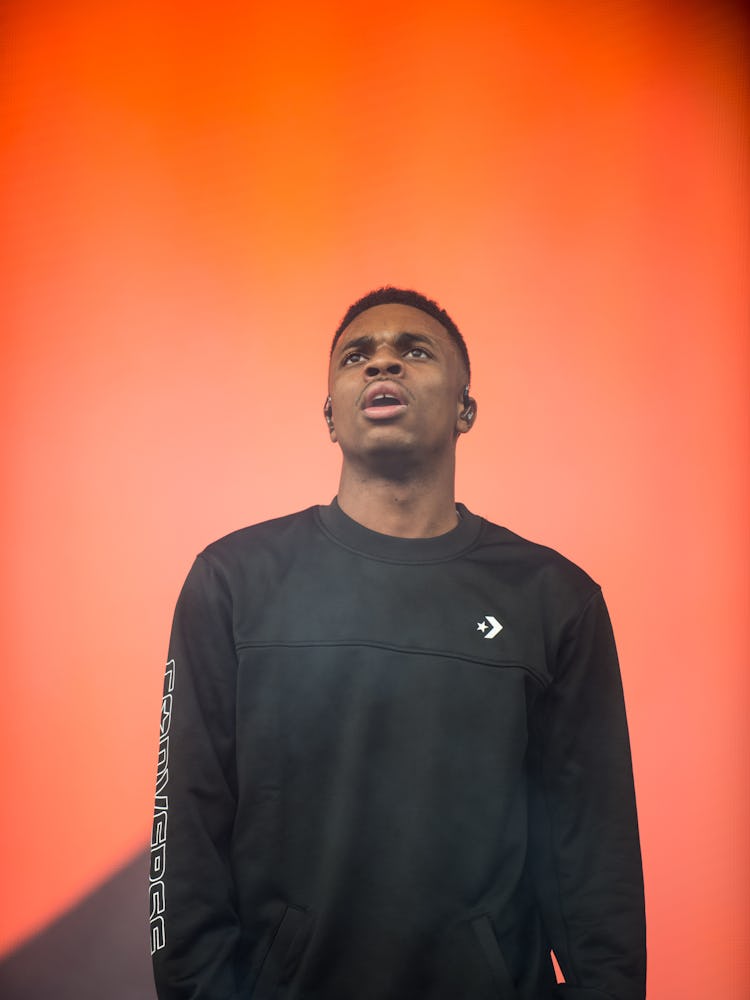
left=150, top=500, right=645, bottom=1000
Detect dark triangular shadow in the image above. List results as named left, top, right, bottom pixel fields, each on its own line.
left=0, top=848, right=156, bottom=999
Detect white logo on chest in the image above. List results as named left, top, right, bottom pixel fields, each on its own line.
left=476, top=615, right=503, bottom=639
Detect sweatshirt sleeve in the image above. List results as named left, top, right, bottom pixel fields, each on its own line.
left=150, top=553, right=247, bottom=999
left=527, top=588, right=646, bottom=1000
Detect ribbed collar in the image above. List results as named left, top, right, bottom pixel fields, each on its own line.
left=315, top=497, right=483, bottom=564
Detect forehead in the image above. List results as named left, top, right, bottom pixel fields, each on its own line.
left=335, top=303, right=454, bottom=349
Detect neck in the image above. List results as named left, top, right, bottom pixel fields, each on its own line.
left=336, top=457, right=459, bottom=538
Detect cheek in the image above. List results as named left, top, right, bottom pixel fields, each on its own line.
left=329, top=384, right=359, bottom=423
left=330, top=384, right=350, bottom=409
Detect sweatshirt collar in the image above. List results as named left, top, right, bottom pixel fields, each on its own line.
left=316, top=496, right=483, bottom=564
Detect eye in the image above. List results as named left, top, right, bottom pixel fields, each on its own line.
left=405, top=346, right=431, bottom=359
left=342, top=351, right=366, bottom=366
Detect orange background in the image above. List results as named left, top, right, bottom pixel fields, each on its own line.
left=1, top=2, right=748, bottom=997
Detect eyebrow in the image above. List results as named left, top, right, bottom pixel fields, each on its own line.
left=337, top=331, right=434, bottom=355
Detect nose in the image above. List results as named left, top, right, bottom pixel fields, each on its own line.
left=365, top=348, right=402, bottom=378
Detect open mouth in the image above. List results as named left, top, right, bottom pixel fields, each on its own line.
left=361, top=384, right=409, bottom=420
left=369, top=393, right=403, bottom=407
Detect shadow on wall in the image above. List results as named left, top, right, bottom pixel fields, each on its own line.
left=0, top=850, right=155, bottom=1000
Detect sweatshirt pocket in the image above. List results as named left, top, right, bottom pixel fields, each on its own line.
left=252, top=904, right=313, bottom=1000
left=470, top=914, right=519, bottom=1000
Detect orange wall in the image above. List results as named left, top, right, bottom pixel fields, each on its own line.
left=2, top=2, right=748, bottom=997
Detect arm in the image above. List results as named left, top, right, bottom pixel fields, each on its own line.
left=150, top=554, right=246, bottom=999
left=528, top=589, right=646, bottom=1000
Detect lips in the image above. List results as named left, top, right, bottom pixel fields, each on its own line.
left=361, top=381, right=409, bottom=420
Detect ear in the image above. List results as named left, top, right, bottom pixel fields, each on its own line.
left=456, top=390, right=477, bottom=436
left=323, top=397, right=337, bottom=442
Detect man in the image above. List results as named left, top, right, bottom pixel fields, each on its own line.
left=150, top=287, right=646, bottom=1000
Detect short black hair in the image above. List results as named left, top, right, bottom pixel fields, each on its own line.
left=331, top=287, right=470, bottom=381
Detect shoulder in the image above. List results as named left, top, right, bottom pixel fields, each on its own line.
left=478, top=517, right=596, bottom=581
left=191, top=506, right=321, bottom=581
left=203, top=506, right=317, bottom=553
left=473, top=513, right=601, bottom=622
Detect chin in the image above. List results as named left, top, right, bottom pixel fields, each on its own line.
left=345, top=437, right=416, bottom=468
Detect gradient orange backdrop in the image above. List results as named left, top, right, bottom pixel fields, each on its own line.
left=2, top=2, right=748, bottom=998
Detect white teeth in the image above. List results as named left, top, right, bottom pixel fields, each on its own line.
left=366, top=390, right=403, bottom=407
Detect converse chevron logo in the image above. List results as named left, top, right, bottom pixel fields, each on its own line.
left=476, top=616, right=503, bottom=639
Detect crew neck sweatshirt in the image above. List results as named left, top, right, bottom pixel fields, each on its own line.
left=151, top=502, right=645, bottom=1000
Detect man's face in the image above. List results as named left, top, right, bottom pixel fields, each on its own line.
left=327, top=303, right=472, bottom=469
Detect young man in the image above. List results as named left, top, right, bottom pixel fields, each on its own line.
left=150, top=287, right=646, bottom=1000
